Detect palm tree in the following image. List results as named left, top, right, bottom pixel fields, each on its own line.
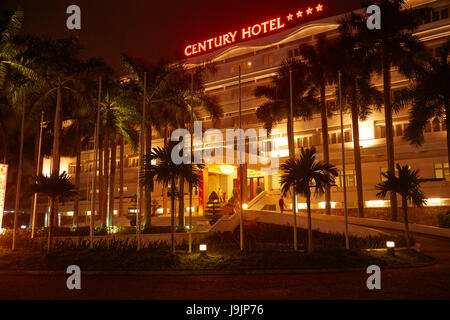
left=100, top=80, right=139, bottom=226
left=299, top=34, right=336, bottom=215
left=403, top=40, right=450, bottom=165
left=29, top=172, right=77, bottom=252
left=255, top=59, right=319, bottom=156
left=141, top=141, right=203, bottom=256
left=347, top=0, right=425, bottom=221
left=26, top=36, right=112, bottom=225
left=376, top=164, right=428, bottom=248
left=280, top=147, right=338, bottom=254
left=334, top=27, right=382, bottom=218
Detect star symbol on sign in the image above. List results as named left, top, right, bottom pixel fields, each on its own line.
left=296, top=10, right=303, bottom=18
left=306, top=7, right=313, bottom=15
left=316, top=4, right=323, bottom=12
left=287, top=13, right=293, bottom=21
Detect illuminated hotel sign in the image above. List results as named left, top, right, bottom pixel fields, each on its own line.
left=0, top=164, right=7, bottom=231
left=184, top=3, right=324, bottom=57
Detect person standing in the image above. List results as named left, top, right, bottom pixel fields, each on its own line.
left=279, top=197, right=285, bottom=213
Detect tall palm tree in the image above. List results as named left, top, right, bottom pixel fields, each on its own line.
left=280, top=147, right=338, bottom=254
left=347, top=0, right=425, bottom=221
left=29, top=172, right=77, bottom=252
left=334, top=27, right=382, bottom=218
left=403, top=40, right=450, bottom=165
left=100, top=80, right=139, bottom=226
left=141, top=141, right=204, bottom=256
left=376, top=164, right=428, bottom=248
left=299, top=34, right=336, bottom=215
left=255, top=59, right=319, bottom=156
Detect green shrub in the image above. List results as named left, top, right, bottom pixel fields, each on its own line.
left=437, top=212, right=450, bottom=228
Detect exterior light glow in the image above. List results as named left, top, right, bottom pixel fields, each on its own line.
left=20, top=225, right=27, bottom=229
left=156, top=208, right=164, bottom=214
left=387, top=241, right=395, bottom=256
left=386, top=241, right=395, bottom=248
left=365, top=200, right=390, bottom=208
left=242, top=203, right=248, bottom=210
left=200, top=244, right=207, bottom=251
left=66, top=211, right=74, bottom=216
left=220, top=165, right=235, bottom=174
left=319, top=201, right=337, bottom=209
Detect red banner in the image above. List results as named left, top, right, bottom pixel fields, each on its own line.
left=0, top=164, right=8, bottom=230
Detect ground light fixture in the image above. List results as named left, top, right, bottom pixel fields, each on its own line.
left=199, top=244, right=207, bottom=256
left=386, top=241, right=395, bottom=256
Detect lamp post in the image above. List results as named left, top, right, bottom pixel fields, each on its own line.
left=238, top=64, right=244, bottom=252
left=338, top=71, right=349, bottom=250
left=31, top=110, right=44, bottom=238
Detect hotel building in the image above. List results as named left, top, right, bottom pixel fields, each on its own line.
left=40, top=0, right=450, bottom=227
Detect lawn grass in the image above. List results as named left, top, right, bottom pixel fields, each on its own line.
left=0, top=247, right=434, bottom=271
left=0, top=221, right=433, bottom=272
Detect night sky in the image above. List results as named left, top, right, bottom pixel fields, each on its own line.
left=1, top=0, right=364, bottom=75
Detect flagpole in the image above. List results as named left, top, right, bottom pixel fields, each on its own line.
left=90, top=76, right=101, bottom=249
left=339, top=71, right=349, bottom=249
left=137, top=72, right=146, bottom=252
left=189, top=71, right=194, bottom=253
left=289, top=66, right=298, bottom=251
left=238, top=64, right=244, bottom=252
left=31, top=110, right=44, bottom=238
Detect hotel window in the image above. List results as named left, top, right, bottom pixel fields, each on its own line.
left=287, top=47, right=300, bottom=59
left=128, top=157, right=139, bottom=168
left=380, top=167, right=403, bottom=182
left=434, top=163, right=450, bottom=181
left=230, top=61, right=252, bottom=73
left=336, top=169, right=356, bottom=187
left=297, top=136, right=312, bottom=148
left=262, top=54, right=274, bottom=65
left=419, top=6, right=449, bottom=24
left=231, top=86, right=253, bottom=100
left=432, top=118, right=440, bottom=131
left=395, top=123, right=404, bottom=137
left=328, top=130, right=352, bottom=145
left=326, top=100, right=337, bottom=111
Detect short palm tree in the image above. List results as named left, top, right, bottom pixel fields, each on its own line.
left=29, top=172, right=77, bottom=252
left=280, top=147, right=338, bottom=254
left=141, top=141, right=204, bottom=256
left=376, top=164, right=428, bottom=248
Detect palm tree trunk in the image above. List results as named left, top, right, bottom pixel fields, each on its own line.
left=73, top=131, right=81, bottom=228
left=382, top=53, right=398, bottom=221
left=98, top=137, right=104, bottom=223
left=144, top=125, right=152, bottom=229
left=163, top=127, right=168, bottom=215
left=320, top=82, right=331, bottom=215
left=108, top=139, right=117, bottom=227
left=119, top=137, right=124, bottom=216
left=178, top=176, right=185, bottom=227
left=48, top=198, right=55, bottom=253
left=306, top=193, right=313, bottom=254
left=52, top=84, right=62, bottom=227
left=12, top=96, right=26, bottom=250
left=444, top=99, right=450, bottom=167
left=170, top=177, right=176, bottom=256
left=350, top=83, right=364, bottom=218
left=0, top=122, right=7, bottom=163
left=402, top=197, right=411, bottom=249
